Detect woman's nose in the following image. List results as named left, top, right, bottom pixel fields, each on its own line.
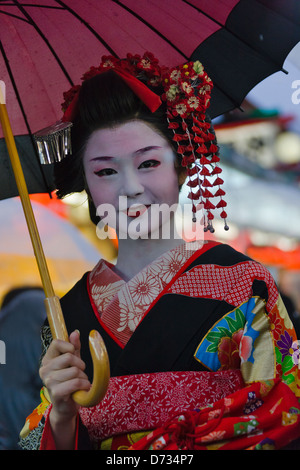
left=121, top=169, right=144, bottom=198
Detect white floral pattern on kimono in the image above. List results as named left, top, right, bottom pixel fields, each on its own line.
left=88, top=241, right=204, bottom=345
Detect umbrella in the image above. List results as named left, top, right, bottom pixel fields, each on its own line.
left=247, top=245, right=300, bottom=270
left=1, top=0, right=300, bottom=131
left=0, top=197, right=101, bottom=301
left=1, top=0, right=300, bottom=198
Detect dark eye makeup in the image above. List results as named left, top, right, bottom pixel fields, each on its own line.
left=138, top=159, right=161, bottom=169
left=94, top=159, right=161, bottom=177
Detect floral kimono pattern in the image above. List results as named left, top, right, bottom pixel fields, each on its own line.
left=19, top=241, right=300, bottom=450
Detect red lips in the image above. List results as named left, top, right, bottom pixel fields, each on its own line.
left=126, top=205, right=150, bottom=218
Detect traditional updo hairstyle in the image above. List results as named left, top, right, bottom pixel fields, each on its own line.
left=54, top=66, right=220, bottom=227
left=54, top=70, right=187, bottom=198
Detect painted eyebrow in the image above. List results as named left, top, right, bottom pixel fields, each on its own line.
left=90, top=145, right=163, bottom=162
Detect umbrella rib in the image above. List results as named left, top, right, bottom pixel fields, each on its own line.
left=210, top=81, right=244, bottom=112
left=0, top=8, right=31, bottom=23
left=0, top=39, right=53, bottom=196
left=183, top=0, right=288, bottom=73
left=112, top=0, right=189, bottom=60
left=11, top=0, right=74, bottom=86
left=54, top=0, right=119, bottom=58
left=12, top=3, right=64, bottom=9
left=182, top=0, right=225, bottom=27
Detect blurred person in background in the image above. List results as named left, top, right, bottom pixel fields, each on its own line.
left=0, top=287, right=46, bottom=449
left=281, top=292, right=300, bottom=339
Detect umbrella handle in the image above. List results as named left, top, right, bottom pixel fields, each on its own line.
left=0, top=86, right=110, bottom=407
left=45, top=296, right=110, bottom=407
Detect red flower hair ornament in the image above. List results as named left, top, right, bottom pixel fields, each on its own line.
left=34, top=52, right=228, bottom=232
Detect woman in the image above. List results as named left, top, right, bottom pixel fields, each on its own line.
left=20, top=53, right=300, bottom=450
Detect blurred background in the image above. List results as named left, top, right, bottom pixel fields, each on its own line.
left=1, top=1, right=299, bottom=450
left=210, top=42, right=300, bottom=319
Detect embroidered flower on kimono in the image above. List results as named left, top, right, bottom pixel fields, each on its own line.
left=149, top=436, right=167, bottom=450
left=292, top=341, right=300, bottom=366
left=207, top=408, right=223, bottom=421
left=270, top=316, right=283, bottom=341
left=255, top=438, right=276, bottom=450
left=224, top=396, right=234, bottom=412
left=130, top=271, right=161, bottom=306
left=19, top=387, right=51, bottom=438
left=199, top=430, right=226, bottom=443
left=91, top=280, right=123, bottom=311
left=218, top=329, right=243, bottom=369
left=277, top=330, right=295, bottom=360
left=150, top=250, right=185, bottom=285
left=234, top=418, right=259, bottom=436
left=282, top=411, right=299, bottom=426
left=239, top=334, right=253, bottom=364
left=244, top=391, right=263, bottom=414
left=117, top=301, right=144, bottom=332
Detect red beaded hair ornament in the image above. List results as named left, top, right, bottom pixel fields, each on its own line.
left=161, top=60, right=228, bottom=232
left=35, top=52, right=228, bottom=232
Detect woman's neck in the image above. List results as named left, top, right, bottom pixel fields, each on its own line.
left=114, top=235, right=185, bottom=281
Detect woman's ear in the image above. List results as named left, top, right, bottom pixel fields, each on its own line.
left=88, top=197, right=101, bottom=225
left=178, top=167, right=187, bottom=187
left=84, top=175, right=101, bottom=225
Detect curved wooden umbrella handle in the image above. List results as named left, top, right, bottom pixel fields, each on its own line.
left=0, top=85, right=110, bottom=407
left=45, top=296, right=110, bottom=407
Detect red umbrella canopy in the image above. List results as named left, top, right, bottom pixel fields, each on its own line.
left=0, top=0, right=230, bottom=137
left=1, top=0, right=300, bottom=140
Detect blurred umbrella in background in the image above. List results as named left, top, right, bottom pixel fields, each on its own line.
left=0, top=198, right=101, bottom=303
left=247, top=245, right=300, bottom=271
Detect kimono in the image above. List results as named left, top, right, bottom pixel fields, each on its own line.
left=19, top=240, right=300, bottom=450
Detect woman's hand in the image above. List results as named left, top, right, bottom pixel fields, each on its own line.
left=39, top=330, right=91, bottom=448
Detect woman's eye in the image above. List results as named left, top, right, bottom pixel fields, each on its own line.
left=94, top=168, right=117, bottom=177
left=138, top=159, right=160, bottom=169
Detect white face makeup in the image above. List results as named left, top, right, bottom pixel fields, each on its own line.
left=83, top=121, right=180, bottom=239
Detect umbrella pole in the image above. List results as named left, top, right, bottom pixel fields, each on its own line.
left=0, top=95, right=68, bottom=341
left=0, top=87, right=109, bottom=407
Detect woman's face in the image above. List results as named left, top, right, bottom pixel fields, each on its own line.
left=83, top=120, right=180, bottom=239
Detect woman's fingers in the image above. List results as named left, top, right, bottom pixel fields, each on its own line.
left=69, top=330, right=81, bottom=357
left=42, top=362, right=88, bottom=387
left=40, top=330, right=91, bottom=404
left=41, top=330, right=83, bottom=367
left=43, top=336, right=76, bottom=361
left=46, top=375, right=91, bottom=402
left=42, top=349, right=86, bottom=373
